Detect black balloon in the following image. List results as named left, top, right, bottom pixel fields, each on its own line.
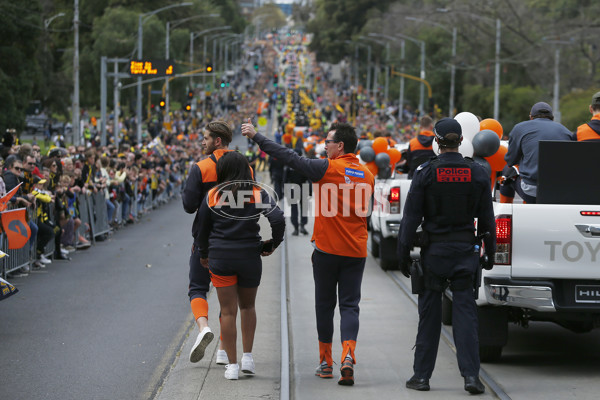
left=472, top=129, right=500, bottom=158
left=374, top=152, right=391, bottom=168
left=377, top=166, right=391, bottom=179
left=359, top=146, right=376, bottom=162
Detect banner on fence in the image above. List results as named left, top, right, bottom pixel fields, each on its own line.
left=1, top=208, right=31, bottom=249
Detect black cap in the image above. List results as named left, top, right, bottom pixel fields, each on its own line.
left=592, top=91, right=600, bottom=107
left=434, top=118, right=462, bottom=144
left=530, top=102, right=553, bottom=118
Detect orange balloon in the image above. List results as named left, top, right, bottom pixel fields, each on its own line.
left=388, top=148, right=402, bottom=165
left=282, top=133, right=292, bottom=144
left=480, top=118, right=503, bottom=139
left=485, top=144, right=507, bottom=171
left=372, top=137, right=388, bottom=154
left=365, top=161, right=378, bottom=176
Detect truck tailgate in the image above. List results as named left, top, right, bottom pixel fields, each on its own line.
left=512, top=204, right=600, bottom=279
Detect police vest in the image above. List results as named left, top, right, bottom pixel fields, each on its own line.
left=424, top=157, right=479, bottom=226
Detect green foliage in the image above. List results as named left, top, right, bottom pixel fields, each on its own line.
left=253, top=3, right=287, bottom=30
left=307, top=0, right=394, bottom=62
left=0, top=1, right=43, bottom=132
left=560, top=88, right=600, bottom=131
left=461, top=84, right=545, bottom=133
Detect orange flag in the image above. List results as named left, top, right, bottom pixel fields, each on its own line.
left=0, top=183, right=22, bottom=212
left=1, top=208, right=31, bottom=249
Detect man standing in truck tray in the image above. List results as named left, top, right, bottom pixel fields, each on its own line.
left=504, top=102, right=573, bottom=203
left=242, top=119, right=374, bottom=387
left=182, top=121, right=235, bottom=366
left=397, top=118, right=496, bottom=395
left=406, top=115, right=436, bottom=179
left=575, top=91, right=600, bottom=142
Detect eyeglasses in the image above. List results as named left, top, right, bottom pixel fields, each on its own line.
left=324, top=139, right=339, bottom=145
left=27, top=162, right=36, bottom=165
left=14, top=167, right=23, bottom=171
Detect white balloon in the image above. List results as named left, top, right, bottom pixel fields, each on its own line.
left=432, top=139, right=440, bottom=155
left=315, top=143, right=326, bottom=156
left=454, top=112, right=480, bottom=142
left=459, top=138, right=474, bottom=158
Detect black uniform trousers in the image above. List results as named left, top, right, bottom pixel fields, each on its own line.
left=414, top=242, right=480, bottom=379
left=311, top=250, right=365, bottom=343
left=188, top=244, right=211, bottom=301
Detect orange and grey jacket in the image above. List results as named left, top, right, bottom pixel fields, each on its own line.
left=253, top=132, right=375, bottom=258
left=182, top=149, right=232, bottom=243
left=407, top=130, right=436, bottom=178
left=197, top=187, right=285, bottom=259
left=575, top=115, right=600, bottom=142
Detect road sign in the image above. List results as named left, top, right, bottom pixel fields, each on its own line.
left=128, top=59, right=175, bottom=77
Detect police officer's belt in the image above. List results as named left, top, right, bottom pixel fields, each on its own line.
left=428, top=230, right=475, bottom=244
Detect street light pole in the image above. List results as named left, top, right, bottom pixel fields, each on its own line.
left=493, top=18, right=501, bottom=121
left=136, top=3, right=193, bottom=144
left=450, top=27, right=457, bottom=117
left=73, top=0, right=80, bottom=146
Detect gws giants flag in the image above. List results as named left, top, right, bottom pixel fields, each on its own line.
left=1, top=208, right=31, bottom=249
left=0, top=183, right=22, bottom=212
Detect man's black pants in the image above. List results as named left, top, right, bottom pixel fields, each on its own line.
left=311, top=250, right=366, bottom=344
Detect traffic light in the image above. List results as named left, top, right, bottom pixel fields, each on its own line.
left=159, top=98, right=166, bottom=109
left=184, top=103, right=191, bottom=112
left=206, top=63, right=213, bottom=73
left=273, top=73, right=278, bottom=87
left=220, top=80, right=225, bottom=88
left=253, top=63, right=259, bottom=71
left=188, top=90, right=194, bottom=99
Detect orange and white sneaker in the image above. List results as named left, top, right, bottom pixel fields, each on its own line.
left=315, top=361, right=333, bottom=379
left=338, top=357, right=354, bottom=386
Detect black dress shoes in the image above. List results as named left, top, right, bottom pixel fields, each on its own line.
left=292, top=228, right=299, bottom=236
left=464, top=376, right=485, bottom=394
left=299, top=226, right=309, bottom=235
left=406, top=376, right=430, bottom=391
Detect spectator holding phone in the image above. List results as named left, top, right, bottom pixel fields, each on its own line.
left=196, top=151, right=285, bottom=380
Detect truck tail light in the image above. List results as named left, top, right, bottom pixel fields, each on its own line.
left=389, top=187, right=400, bottom=214
left=495, top=214, right=512, bottom=265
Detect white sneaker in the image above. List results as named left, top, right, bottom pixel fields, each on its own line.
left=189, top=327, right=214, bottom=363
left=224, top=363, right=239, bottom=380
left=241, top=353, right=255, bottom=375
left=216, top=349, right=229, bottom=365
left=39, top=254, right=52, bottom=264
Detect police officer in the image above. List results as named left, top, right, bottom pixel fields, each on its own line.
left=397, top=118, right=496, bottom=394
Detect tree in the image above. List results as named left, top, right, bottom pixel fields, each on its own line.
left=0, top=1, right=43, bottom=133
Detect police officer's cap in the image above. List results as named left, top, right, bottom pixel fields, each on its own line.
left=434, top=118, right=462, bottom=147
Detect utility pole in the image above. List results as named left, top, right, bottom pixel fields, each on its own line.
left=73, top=0, right=80, bottom=145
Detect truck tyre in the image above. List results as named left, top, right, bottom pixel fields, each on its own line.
left=370, top=233, right=380, bottom=258
left=479, top=345, right=503, bottom=362
left=478, top=306, right=508, bottom=363
left=380, top=237, right=399, bottom=271
left=442, top=293, right=452, bottom=326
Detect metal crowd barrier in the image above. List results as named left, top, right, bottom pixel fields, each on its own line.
left=76, top=193, right=94, bottom=246
left=91, top=192, right=111, bottom=238
left=1, top=233, right=32, bottom=276
left=1, top=181, right=182, bottom=278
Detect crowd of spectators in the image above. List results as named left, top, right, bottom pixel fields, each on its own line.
left=0, top=127, right=198, bottom=279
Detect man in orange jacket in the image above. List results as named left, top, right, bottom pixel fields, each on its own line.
left=242, top=119, right=374, bottom=386
left=575, top=91, right=600, bottom=142
left=182, top=121, right=233, bottom=365
left=406, top=116, right=436, bottom=178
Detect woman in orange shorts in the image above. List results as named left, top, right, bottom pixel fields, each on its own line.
left=197, top=151, right=285, bottom=380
